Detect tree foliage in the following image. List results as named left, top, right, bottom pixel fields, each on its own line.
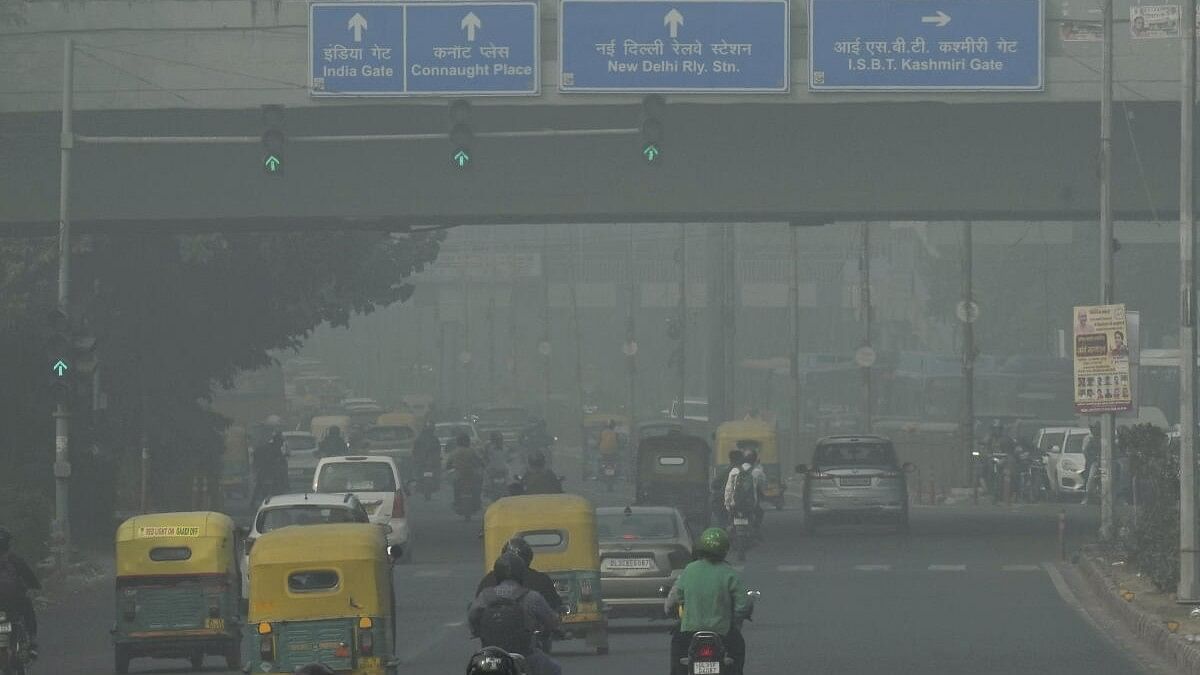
left=1117, top=423, right=1179, bottom=592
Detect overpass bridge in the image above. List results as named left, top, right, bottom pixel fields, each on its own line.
left=0, top=0, right=1192, bottom=230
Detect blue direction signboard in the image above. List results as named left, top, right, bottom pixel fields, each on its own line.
left=560, top=0, right=789, bottom=93
left=310, top=2, right=539, bottom=96
left=809, top=0, right=1043, bottom=91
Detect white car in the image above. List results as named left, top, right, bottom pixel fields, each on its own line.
left=241, top=492, right=371, bottom=598
left=312, top=455, right=411, bottom=561
left=282, top=431, right=321, bottom=490
left=1037, top=426, right=1091, bottom=496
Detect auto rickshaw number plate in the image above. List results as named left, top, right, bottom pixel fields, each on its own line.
left=0, top=622, right=11, bottom=634
left=693, top=662, right=720, bottom=674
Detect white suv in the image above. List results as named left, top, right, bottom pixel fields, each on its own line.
left=241, top=492, right=371, bottom=598
left=312, top=455, right=411, bottom=561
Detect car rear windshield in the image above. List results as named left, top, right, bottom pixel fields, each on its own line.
left=365, top=426, right=415, bottom=444
left=285, top=436, right=317, bottom=451
left=257, top=505, right=362, bottom=533
left=316, top=462, right=397, bottom=492
left=1038, top=431, right=1065, bottom=452
left=813, top=442, right=897, bottom=468
left=597, top=512, right=678, bottom=540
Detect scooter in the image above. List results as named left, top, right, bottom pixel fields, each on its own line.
left=599, top=457, right=619, bottom=493
left=0, top=609, right=34, bottom=675
left=729, top=509, right=754, bottom=562
left=663, top=588, right=760, bottom=675
left=450, top=471, right=483, bottom=521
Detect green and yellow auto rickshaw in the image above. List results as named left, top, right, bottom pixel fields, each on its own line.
left=112, top=511, right=242, bottom=674
left=483, top=494, right=609, bottom=654
left=244, top=523, right=397, bottom=674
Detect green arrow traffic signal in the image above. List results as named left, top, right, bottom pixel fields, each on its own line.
left=264, top=154, right=282, bottom=174
left=642, top=143, right=661, bottom=164
left=52, top=359, right=68, bottom=377
left=452, top=149, right=471, bottom=169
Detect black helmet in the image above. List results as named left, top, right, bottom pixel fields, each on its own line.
left=502, top=537, right=534, bottom=566
left=528, top=452, right=546, bottom=469
left=467, top=646, right=520, bottom=675
left=0, top=527, right=10, bottom=554
left=492, top=552, right=527, bottom=584
left=728, top=449, right=744, bottom=465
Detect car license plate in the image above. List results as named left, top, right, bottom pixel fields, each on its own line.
left=603, top=557, right=654, bottom=570
left=839, top=477, right=872, bottom=487
left=733, top=517, right=750, bottom=526
left=693, top=661, right=720, bottom=674
left=0, top=623, right=11, bottom=634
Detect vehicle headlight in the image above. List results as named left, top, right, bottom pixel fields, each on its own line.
left=1060, top=459, right=1082, bottom=472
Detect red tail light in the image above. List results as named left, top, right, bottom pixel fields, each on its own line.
left=392, top=491, right=406, bottom=518
left=334, top=642, right=350, bottom=658
left=696, top=644, right=717, bottom=659
left=358, top=628, right=375, bottom=656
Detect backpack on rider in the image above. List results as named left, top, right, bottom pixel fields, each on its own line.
left=731, top=469, right=758, bottom=516
left=476, top=589, right=534, bottom=655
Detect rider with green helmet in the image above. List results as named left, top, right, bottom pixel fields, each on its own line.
left=664, top=527, right=752, bottom=675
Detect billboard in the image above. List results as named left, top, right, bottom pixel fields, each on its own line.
left=1072, top=304, right=1133, bottom=414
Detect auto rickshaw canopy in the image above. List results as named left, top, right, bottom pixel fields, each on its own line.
left=115, top=511, right=237, bottom=578
left=247, top=523, right=391, bottom=624
left=483, top=494, right=599, bottom=573
left=714, top=419, right=778, bottom=467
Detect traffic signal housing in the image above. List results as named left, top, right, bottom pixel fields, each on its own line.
left=640, top=94, right=666, bottom=166
left=261, top=104, right=285, bottom=176
left=449, top=99, right=473, bottom=170
left=44, top=308, right=99, bottom=405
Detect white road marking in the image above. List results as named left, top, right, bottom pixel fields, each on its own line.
left=777, top=564, right=815, bottom=572
left=928, top=564, right=967, bottom=572
left=853, top=564, right=891, bottom=572
left=1001, top=564, right=1042, bottom=572
left=444, top=621, right=465, bottom=627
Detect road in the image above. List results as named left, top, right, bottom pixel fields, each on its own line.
left=41, top=451, right=1152, bottom=675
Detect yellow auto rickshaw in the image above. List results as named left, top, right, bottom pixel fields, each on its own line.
left=483, top=494, right=609, bottom=654
left=715, top=419, right=785, bottom=510
left=245, top=523, right=397, bottom=674
left=113, top=512, right=242, bottom=674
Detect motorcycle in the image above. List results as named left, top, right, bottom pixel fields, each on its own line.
left=665, top=588, right=760, bottom=675
left=599, top=457, right=619, bottom=493
left=465, top=646, right=529, bottom=675
left=729, top=509, right=754, bottom=562
left=450, top=470, right=483, bottom=521
left=1016, top=451, right=1049, bottom=503
left=0, top=609, right=33, bottom=675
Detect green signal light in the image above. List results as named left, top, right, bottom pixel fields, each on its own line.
left=264, top=155, right=282, bottom=174
left=642, top=143, right=661, bottom=164
left=52, top=359, right=68, bottom=377
left=452, top=149, right=471, bottom=169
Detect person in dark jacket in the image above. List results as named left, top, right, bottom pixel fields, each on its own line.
left=522, top=453, right=562, bottom=495
left=468, top=553, right=561, bottom=675
left=475, top=537, right=562, bottom=612
left=0, top=528, right=40, bottom=654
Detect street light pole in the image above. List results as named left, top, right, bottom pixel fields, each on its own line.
left=791, top=224, right=803, bottom=471
left=860, top=222, right=873, bottom=433
left=1098, top=0, right=1117, bottom=541
left=962, top=222, right=977, bottom=486
left=678, top=224, right=687, bottom=430
left=53, top=37, right=76, bottom=565
left=1179, top=0, right=1200, bottom=603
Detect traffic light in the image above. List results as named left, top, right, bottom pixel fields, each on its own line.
left=449, top=99, right=473, bottom=170
left=45, top=308, right=72, bottom=404
left=261, top=104, right=285, bottom=176
left=640, top=94, right=666, bottom=166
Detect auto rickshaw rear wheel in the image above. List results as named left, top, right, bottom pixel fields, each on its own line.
left=114, top=645, right=131, bottom=675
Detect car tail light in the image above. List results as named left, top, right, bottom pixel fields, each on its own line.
left=696, top=643, right=717, bottom=659
left=392, top=491, right=406, bottom=519
left=358, top=627, right=374, bottom=656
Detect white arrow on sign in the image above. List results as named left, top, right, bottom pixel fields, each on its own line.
left=921, top=10, right=951, bottom=27
left=461, top=11, right=482, bottom=42
left=664, top=8, right=684, bottom=38
left=348, top=12, right=368, bottom=42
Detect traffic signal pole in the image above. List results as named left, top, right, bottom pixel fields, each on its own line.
left=54, top=38, right=75, bottom=566
left=1098, top=0, right=1116, bottom=542
left=1179, top=0, right=1200, bottom=603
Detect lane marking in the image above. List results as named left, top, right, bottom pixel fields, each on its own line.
left=928, top=564, right=966, bottom=572
left=1001, top=564, right=1042, bottom=572
left=853, top=564, right=891, bottom=572
left=777, top=564, right=815, bottom=572
left=444, top=621, right=465, bottom=627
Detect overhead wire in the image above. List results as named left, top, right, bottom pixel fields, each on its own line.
left=75, top=46, right=195, bottom=105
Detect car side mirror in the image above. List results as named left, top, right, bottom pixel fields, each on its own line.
left=795, top=464, right=809, bottom=474
left=902, top=462, right=916, bottom=474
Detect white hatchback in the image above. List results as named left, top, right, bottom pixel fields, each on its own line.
left=312, top=455, right=411, bottom=561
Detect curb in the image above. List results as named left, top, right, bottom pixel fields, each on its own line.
left=1076, top=549, right=1200, bottom=673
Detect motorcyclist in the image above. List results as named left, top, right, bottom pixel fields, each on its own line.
left=723, top=451, right=762, bottom=544
left=597, top=420, right=621, bottom=478
left=468, top=553, right=561, bottom=675
left=0, top=528, right=40, bottom=657
left=252, top=431, right=288, bottom=504
left=664, top=527, right=752, bottom=675
left=522, top=453, right=563, bottom=495
left=475, top=537, right=562, bottom=613
left=985, top=420, right=1015, bottom=502
left=446, top=432, right=485, bottom=507
left=413, top=419, right=442, bottom=476
left=319, top=426, right=348, bottom=457
left=484, top=432, right=511, bottom=502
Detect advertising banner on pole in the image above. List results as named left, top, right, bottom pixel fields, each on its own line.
left=1073, top=304, right=1133, bottom=414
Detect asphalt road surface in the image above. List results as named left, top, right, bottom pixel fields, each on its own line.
left=41, top=451, right=1152, bottom=675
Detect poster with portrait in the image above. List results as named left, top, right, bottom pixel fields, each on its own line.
left=1130, top=5, right=1181, bottom=39
left=1073, top=304, right=1133, bottom=414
